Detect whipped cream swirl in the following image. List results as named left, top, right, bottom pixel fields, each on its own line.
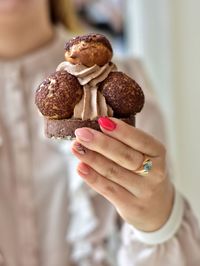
left=56, top=61, right=117, bottom=120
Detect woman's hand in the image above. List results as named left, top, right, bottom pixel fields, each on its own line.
left=71, top=117, right=174, bottom=232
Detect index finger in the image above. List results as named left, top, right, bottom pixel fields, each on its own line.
left=98, top=117, right=165, bottom=157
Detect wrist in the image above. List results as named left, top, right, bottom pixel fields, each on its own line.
left=150, top=182, right=175, bottom=232
left=132, top=181, right=175, bottom=232
left=129, top=188, right=184, bottom=245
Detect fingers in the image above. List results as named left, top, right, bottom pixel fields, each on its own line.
left=71, top=142, right=144, bottom=197
left=98, top=117, right=165, bottom=157
left=74, top=117, right=166, bottom=174
left=70, top=117, right=170, bottom=232
left=75, top=127, right=144, bottom=171
left=76, top=161, right=136, bottom=211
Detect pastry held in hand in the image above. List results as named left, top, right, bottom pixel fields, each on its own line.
left=64, top=33, right=113, bottom=67
left=35, top=71, right=83, bottom=119
left=100, top=72, right=144, bottom=117
left=35, top=33, right=145, bottom=139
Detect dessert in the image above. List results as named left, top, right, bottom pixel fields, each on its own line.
left=35, top=33, right=145, bottom=139
left=35, top=71, right=83, bottom=119
left=64, top=33, right=113, bottom=67
left=100, top=72, right=144, bottom=117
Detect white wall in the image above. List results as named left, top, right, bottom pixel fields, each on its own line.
left=126, top=0, right=200, bottom=220
left=171, top=0, right=200, bottom=220
left=126, top=0, right=173, bottom=110
left=126, top=0, right=178, bottom=175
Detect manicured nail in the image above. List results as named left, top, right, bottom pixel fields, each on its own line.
left=75, top=128, right=94, bottom=142
left=77, top=164, right=90, bottom=176
left=73, top=142, right=86, bottom=155
left=98, top=117, right=117, bottom=131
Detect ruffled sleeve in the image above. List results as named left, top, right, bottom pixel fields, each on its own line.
left=118, top=191, right=200, bottom=266
left=61, top=144, right=118, bottom=266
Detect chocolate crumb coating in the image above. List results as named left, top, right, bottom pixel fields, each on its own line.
left=35, top=71, right=83, bottom=119
left=100, top=72, right=145, bottom=117
left=64, top=33, right=113, bottom=67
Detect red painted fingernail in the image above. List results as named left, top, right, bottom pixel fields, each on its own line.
left=98, top=117, right=117, bottom=131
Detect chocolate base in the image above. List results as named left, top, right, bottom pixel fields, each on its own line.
left=44, top=116, right=135, bottom=139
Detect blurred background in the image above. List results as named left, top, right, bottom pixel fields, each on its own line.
left=73, top=0, right=200, bottom=221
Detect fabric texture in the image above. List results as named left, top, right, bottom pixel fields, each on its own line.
left=0, top=25, right=200, bottom=266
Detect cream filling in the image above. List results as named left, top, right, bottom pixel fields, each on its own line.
left=56, top=61, right=117, bottom=120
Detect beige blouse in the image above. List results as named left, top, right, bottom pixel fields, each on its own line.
left=1, top=26, right=199, bottom=266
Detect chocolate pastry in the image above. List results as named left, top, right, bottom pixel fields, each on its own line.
left=35, top=33, right=145, bottom=139
left=64, top=33, right=113, bottom=67
left=100, top=72, right=144, bottom=117
left=35, top=71, right=83, bottom=119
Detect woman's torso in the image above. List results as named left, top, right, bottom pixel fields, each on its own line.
left=0, top=26, right=167, bottom=266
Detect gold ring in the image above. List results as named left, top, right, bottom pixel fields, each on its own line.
left=135, top=156, right=153, bottom=176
